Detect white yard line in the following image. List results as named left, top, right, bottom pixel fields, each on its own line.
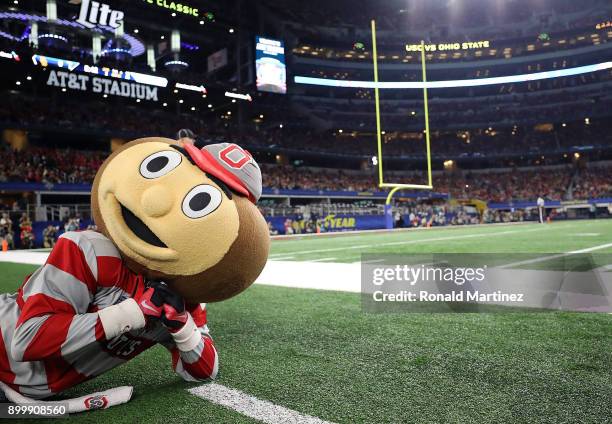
left=188, top=383, right=336, bottom=424
left=499, top=242, right=612, bottom=269
left=307, top=257, right=338, bottom=262
left=270, top=227, right=546, bottom=257
left=267, top=255, right=296, bottom=260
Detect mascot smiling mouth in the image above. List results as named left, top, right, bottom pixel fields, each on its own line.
left=120, top=204, right=167, bottom=248
left=104, top=192, right=178, bottom=262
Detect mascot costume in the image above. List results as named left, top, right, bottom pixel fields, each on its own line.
left=0, top=138, right=270, bottom=411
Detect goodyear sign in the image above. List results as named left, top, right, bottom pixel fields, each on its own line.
left=406, top=41, right=490, bottom=52
left=267, top=214, right=385, bottom=234
left=320, top=214, right=356, bottom=230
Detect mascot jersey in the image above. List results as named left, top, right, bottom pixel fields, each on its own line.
left=0, top=230, right=218, bottom=400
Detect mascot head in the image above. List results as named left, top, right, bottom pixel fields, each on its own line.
left=91, top=137, right=270, bottom=303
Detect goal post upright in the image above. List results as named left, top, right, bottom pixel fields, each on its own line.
left=371, top=19, right=384, bottom=187
left=371, top=20, right=433, bottom=228
left=420, top=39, right=433, bottom=188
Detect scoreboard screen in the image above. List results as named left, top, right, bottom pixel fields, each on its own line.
left=255, top=36, right=286, bottom=94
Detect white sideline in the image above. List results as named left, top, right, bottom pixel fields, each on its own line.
left=189, top=383, right=336, bottom=424
left=500, top=242, right=612, bottom=269
left=0, top=251, right=50, bottom=265
left=0, top=225, right=558, bottom=295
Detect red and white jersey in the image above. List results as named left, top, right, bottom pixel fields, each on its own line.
left=0, top=231, right=218, bottom=400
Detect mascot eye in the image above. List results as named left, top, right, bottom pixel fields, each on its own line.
left=182, top=185, right=222, bottom=219
left=140, top=151, right=182, bottom=179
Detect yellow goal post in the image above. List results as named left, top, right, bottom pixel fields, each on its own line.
left=371, top=19, right=433, bottom=206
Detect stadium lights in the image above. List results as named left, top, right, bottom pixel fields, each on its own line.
left=191, top=106, right=196, bottom=111
left=199, top=20, right=204, bottom=25
left=160, top=35, right=165, bottom=40
left=338, top=129, right=343, bottom=133
left=171, top=12, right=176, bottom=17
left=164, top=60, right=189, bottom=69
left=179, top=99, right=184, bottom=103
left=294, top=61, right=612, bottom=89
left=562, top=123, right=567, bottom=127
left=136, top=99, right=141, bottom=103
left=232, top=99, right=236, bottom=103
left=259, top=114, right=264, bottom=119
left=176, top=82, right=206, bottom=94
left=224, top=91, right=252, bottom=101
left=15, top=80, right=20, bottom=85
left=134, top=29, right=139, bottom=34
left=585, top=117, right=590, bottom=125
left=229, top=28, right=234, bottom=33
left=163, top=102, right=167, bottom=106
left=208, top=104, right=212, bottom=108
left=38, top=33, right=68, bottom=43
left=26, top=75, right=31, bottom=80
left=574, top=152, right=581, bottom=159
left=103, top=94, right=108, bottom=98
left=0, top=51, right=20, bottom=60
left=279, top=124, right=283, bottom=128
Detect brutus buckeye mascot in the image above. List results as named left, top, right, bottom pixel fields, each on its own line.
left=0, top=138, right=270, bottom=412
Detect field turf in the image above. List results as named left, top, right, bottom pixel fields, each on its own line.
left=0, top=220, right=611, bottom=423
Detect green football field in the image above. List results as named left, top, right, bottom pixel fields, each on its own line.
left=1, top=220, right=611, bottom=423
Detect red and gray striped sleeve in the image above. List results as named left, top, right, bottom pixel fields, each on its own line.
left=10, top=232, right=135, bottom=362
left=169, top=304, right=219, bottom=382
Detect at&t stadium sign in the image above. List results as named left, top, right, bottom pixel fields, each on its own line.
left=47, top=69, right=159, bottom=101
left=32, top=54, right=167, bottom=101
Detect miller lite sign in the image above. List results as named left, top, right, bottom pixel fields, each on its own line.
left=74, top=0, right=124, bottom=29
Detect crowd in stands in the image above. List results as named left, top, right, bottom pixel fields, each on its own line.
left=2, top=143, right=612, bottom=202
left=0, top=211, right=35, bottom=249
left=572, top=166, right=612, bottom=199
left=261, top=165, right=376, bottom=192
left=0, top=146, right=105, bottom=184
left=437, top=168, right=574, bottom=202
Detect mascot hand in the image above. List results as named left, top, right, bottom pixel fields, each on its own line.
left=162, top=303, right=189, bottom=332
left=149, top=283, right=201, bottom=351
left=137, top=281, right=167, bottom=321
left=158, top=286, right=188, bottom=332
left=141, top=281, right=188, bottom=332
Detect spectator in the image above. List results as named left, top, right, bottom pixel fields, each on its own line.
left=42, top=225, right=58, bottom=248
